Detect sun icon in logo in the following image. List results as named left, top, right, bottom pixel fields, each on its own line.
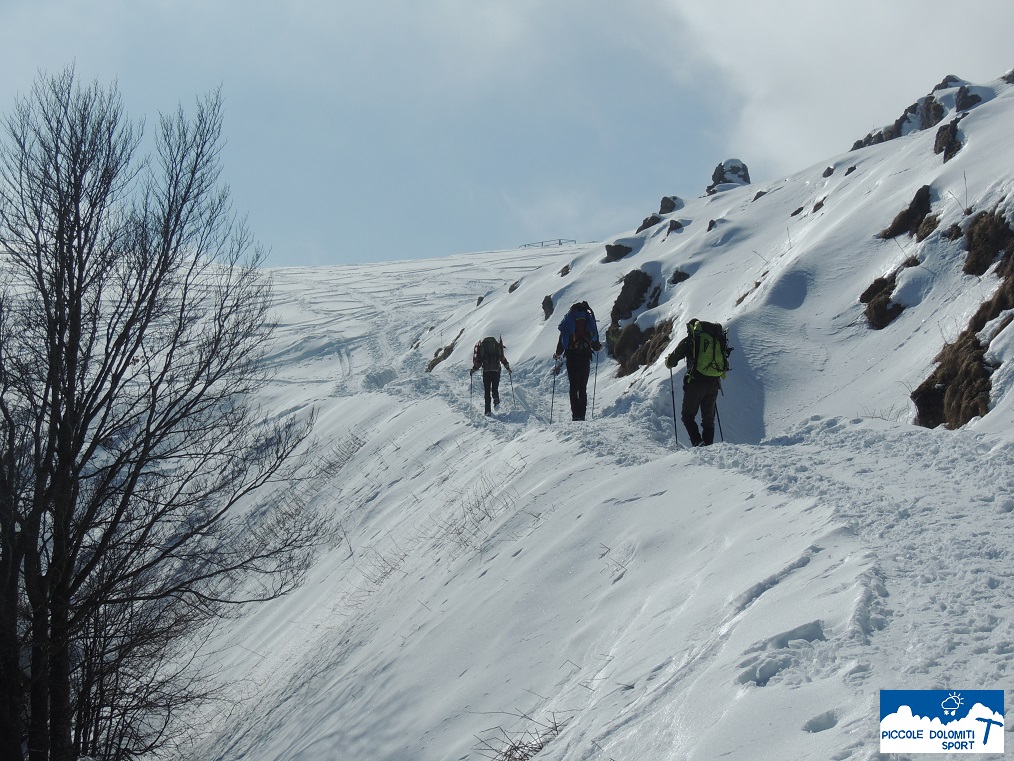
left=941, top=692, right=963, bottom=716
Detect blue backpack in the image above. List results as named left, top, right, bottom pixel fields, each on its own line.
left=560, top=303, right=598, bottom=354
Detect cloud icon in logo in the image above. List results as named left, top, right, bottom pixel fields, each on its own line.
left=941, top=693, right=963, bottom=716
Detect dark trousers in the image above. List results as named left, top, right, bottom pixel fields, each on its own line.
left=482, top=371, right=501, bottom=413
left=565, top=354, right=591, bottom=420
left=682, top=376, right=721, bottom=445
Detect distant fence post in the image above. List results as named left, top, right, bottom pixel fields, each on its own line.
left=520, top=238, right=577, bottom=249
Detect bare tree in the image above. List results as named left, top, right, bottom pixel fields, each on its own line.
left=0, top=67, right=328, bottom=761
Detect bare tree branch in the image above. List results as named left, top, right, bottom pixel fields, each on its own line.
left=0, top=66, right=330, bottom=761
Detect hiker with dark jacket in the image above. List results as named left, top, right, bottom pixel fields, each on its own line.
left=471, top=336, right=511, bottom=416
left=665, top=319, right=730, bottom=446
left=554, top=301, right=601, bottom=421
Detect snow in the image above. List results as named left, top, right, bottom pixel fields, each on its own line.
left=184, top=74, right=1014, bottom=760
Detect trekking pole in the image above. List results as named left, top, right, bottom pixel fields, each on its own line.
left=590, top=352, right=599, bottom=420
left=470, top=371, right=473, bottom=408
left=669, top=366, right=679, bottom=443
left=509, top=370, right=517, bottom=411
left=550, top=360, right=559, bottom=424
left=715, top=401, right=725, bottom=442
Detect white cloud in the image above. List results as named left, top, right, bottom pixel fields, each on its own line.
left=7, top=0, right=1009, bottom=264
left=663, top=0, right=1014, bottom=178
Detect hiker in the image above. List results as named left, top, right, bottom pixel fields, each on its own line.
left=665, top=319, right=731, bottom=446
left=471, top=336, right=511, bottom=416
left=554, top=301, right=602, bottom=421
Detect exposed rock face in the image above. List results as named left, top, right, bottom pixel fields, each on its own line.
left=853, top=96, right=946, bottom=149
left=636, top=214, right=663, bottom=234
left=604, top=243, right=633, bottom=262
left=850, top=74, right=996, bottom=152
left=659, top=196, right=685, bottom=214
left=706, top=159, right=750, bottom=195
left=933, top=116, right=964, bottom=162
left=879, top=185, right=932, bottom=239
left=955, top=85, right=982, bottom=112
left=542, top=295, right=554, bottom=320
left=606, top=270, right=668, bottom=376
left=612, top=320, right=673, bottom=377
left=609, top=270, right=654, bottom=327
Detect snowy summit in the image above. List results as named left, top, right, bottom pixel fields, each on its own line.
left=191, top=70, right=1014, bottom=760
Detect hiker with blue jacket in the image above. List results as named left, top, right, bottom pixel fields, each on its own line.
left=665, top=319, right=731, bottom=446
left=554, top=301, right=601, bottom=421
left=471, top=336, right=511, bottom=416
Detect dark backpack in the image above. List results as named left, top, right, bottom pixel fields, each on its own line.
left=474, top=336, right=503, bottom=371
left=572, top=312, right=590, bottom=350
left=688, top=320, right=732, bottom=378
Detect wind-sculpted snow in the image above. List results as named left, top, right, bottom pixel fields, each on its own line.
left=187, top=74, right=1014, bottom=761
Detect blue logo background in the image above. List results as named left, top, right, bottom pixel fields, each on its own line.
left=880, top=690, right=1005, bottom=722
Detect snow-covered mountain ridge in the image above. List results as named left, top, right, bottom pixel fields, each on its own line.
left=189, top=72, right=1014, bottom=761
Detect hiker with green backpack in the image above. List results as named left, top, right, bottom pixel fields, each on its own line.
left=471, top=336, right=511, bottom=416
left=665, top=319, right=732, bottom=446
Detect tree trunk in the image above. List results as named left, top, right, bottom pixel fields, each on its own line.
left=0, top=562, right=25, bottom=761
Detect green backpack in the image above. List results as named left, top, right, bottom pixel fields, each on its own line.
left=688, top=320, right=731, bottom=379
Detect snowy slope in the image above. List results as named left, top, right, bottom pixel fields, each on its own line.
left=185, top=74, right=1014, bottom=761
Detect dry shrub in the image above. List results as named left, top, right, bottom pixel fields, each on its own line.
left=912, top=232, right=1014, bottom=428
left=963, top=210, right=1014, bottom=276
left=879, top=185, right=931, bottom=239
left=736, top=271, right=768, bottom=306
left=916, top=214, right=939, bottom=242
left=613, top=319, right=674, bottom=377
left=473, top=714, right=566, bottom=761
left=911, top=332, right=990, bottom=428
left=426, top=328, right=464, bottom=371
left=860, top=274, right=904, bottom=329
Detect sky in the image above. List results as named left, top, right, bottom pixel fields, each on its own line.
left=1, top=0, right=1012, bottom=266
left=179, top=72, right=1014, bottom=759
